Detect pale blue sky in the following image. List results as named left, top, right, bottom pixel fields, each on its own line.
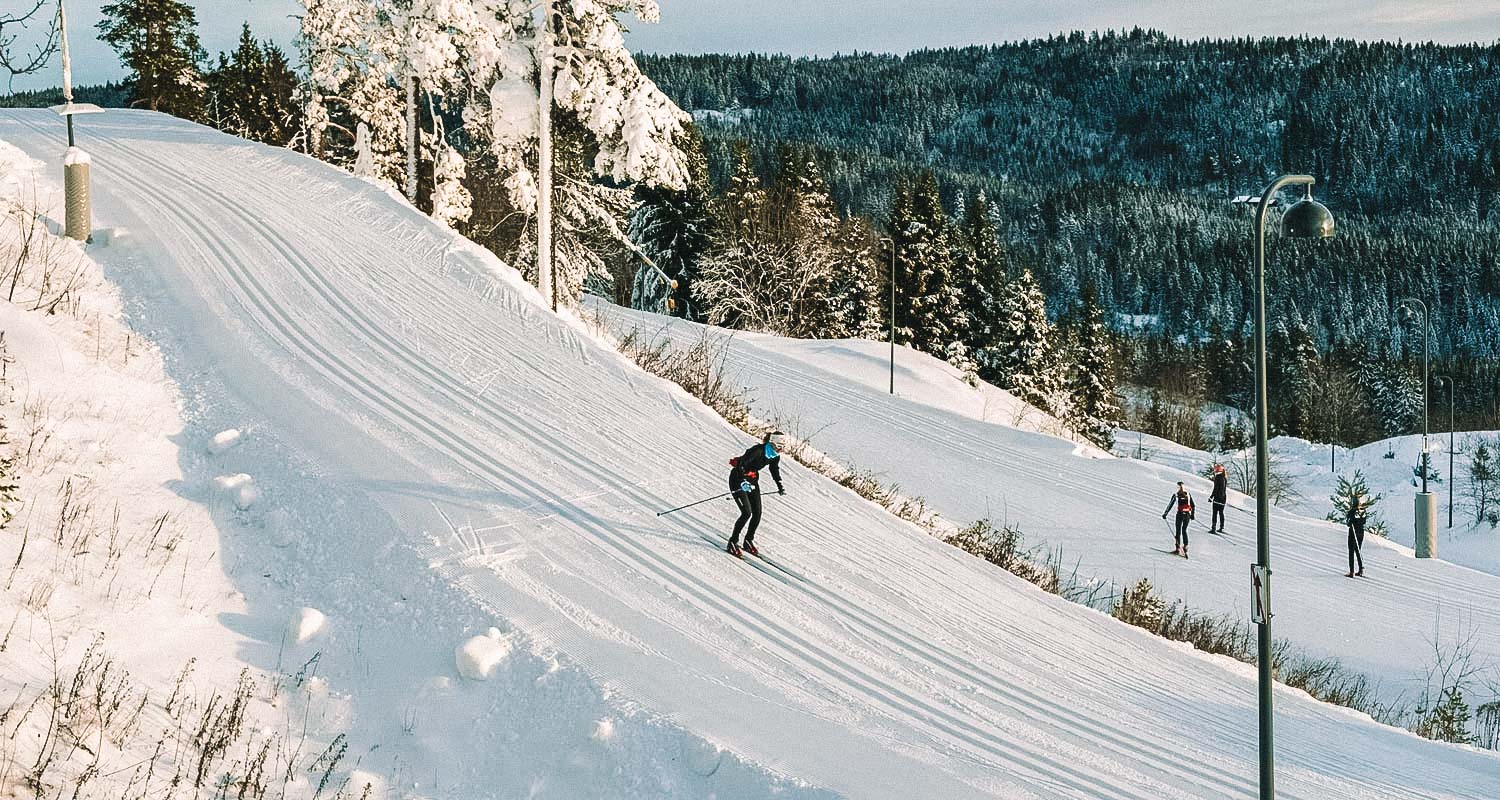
left=9, top=0, right=1500, bottom=93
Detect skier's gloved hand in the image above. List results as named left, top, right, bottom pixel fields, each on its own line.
left=739, top=480, right=754, bottom=494
left=1162, top=513, right=1168, bottom=520
left=776, top=483, right=786, bottom=496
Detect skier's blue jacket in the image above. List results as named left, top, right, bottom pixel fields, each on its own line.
left=729, top=441, right=783, bottom=494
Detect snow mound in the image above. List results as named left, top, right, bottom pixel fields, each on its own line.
left=288, top=607, right=326, bottom=644
left=208, top=427, right=243, bottom=453
left=213, top=472, right=259, bottom=509
left=455, top=627, right=511, bottom=680
left=592, top=717, right=616, bottom=741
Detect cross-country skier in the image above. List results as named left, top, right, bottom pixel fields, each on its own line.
left=1162, top=481, right=1196, bottom=558
left=1346, top=495, right=1367, bottom=577
left=726, top=432, right=786, bottom=558
left=1209, top=464, right=1228, bottom=533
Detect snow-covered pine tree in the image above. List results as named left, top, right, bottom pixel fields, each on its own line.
left=301, top=0, right=692, bottom=295
left=777, top=148, right=844, bottom=338
left=206, top=24, right=263, bottom=137
left=299, top=0, right=404, bottom=177
left=96, top=0, right=207, bottom=119
left=1267, top=314, right=1319, bottom=437
left=1466, top=437, right=1498, bottom=526
left=959, top=190, right=1006, bottom=352
left=1064, top=286, right=1121, bottom=448
left=891, top=173, right=962, bottom=355
left=474, top=0, right=692, bottom=304
left=693, top=145, right=843, bottom=337
left=1363, top=358, right=1423, bottom=438
left=828, top=216, right=886, bottom=340
left=627, top=126, right=711, bottom=317
left=985, top=266, right=1060, bottom=414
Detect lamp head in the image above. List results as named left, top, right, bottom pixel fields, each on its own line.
left=1281, top=186, right=1335, bottom=239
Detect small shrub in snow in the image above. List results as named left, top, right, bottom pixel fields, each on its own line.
left=1415, top=687, right=1474, bottom=745
left=616, top=328, right=750, bottom=428
left=1113, top=578, right=1165, bottom=631
left=1326, top=470, right=1388, bottom=537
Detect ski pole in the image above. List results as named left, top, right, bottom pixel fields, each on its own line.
left=656, top=492, right=733, bottom=517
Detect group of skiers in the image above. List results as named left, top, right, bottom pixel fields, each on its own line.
left=1159, top=464, right=1229, bottom=558
left=710, top=433, right=1369, bottom=576
left=1161, top=463, right=1368, bottom=576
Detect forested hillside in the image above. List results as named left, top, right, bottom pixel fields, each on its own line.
left=637, top=31, right=1500, bottom=443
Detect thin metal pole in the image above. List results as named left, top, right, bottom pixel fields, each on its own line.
left=536, top=0, right=555, bottom=310
left=1436, top=376, right=1454, bottom=528
left=881, top=236, right=895, bottom=395
left=1399, top=298, right=1430, bottom=493
left=1252, top=174, right=1313, bottom=800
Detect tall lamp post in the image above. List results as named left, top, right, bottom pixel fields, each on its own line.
left=1434, top=375, right=1455, bottom=529
left=1250, top=176, right=1334, bottom=800
left=47, top=0, right=103, bottom=242
left=880, top=236, right=896, bottom=395
left=1397, top=297, right=1437, bottom=557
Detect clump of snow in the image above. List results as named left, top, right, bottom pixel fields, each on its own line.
left=455, top=627, right=511, bottom=680
left=288, top=607, right=327, bottom=644
left=208, top=427, right=243, bottom=453
left=63, top=146, right=91, bottom=166
left=214, top=472, right=259, bottom=509
left=592, top=717, right=615, bottom=741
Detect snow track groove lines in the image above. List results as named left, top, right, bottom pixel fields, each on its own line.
left=11, top=112, right=1492, bottom=799
left=87, top=128, right=1192, bottom=800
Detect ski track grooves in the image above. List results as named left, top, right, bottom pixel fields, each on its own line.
left=81, top=126, right=1185, bottom=800
left=15, top=113, right=1488, bottom=799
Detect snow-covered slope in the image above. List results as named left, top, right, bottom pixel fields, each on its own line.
left=1122, top=430, right=1500, bottom=576
left=592, top=303, right=1500, bottom=711
left=3, top=109, right=1496, bottom=798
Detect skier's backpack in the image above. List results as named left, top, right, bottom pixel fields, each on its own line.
left=1177, top=492, right=1193, bottom=514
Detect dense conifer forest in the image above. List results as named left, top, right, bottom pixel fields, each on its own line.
left=636, top=31, right=1500, bottom=443
left=9, top=27, right=1500, bottom=445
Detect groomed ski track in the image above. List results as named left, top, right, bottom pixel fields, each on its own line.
left=594, top=304, right=1500, bottom=702
left=4, top=110, right=1495, bottom=799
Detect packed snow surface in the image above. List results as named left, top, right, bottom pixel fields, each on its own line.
left=594, top=302, right=1500, bottom=712
left=3, top=109, right=1495, bottom=798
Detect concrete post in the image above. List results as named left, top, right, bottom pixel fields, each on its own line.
left=63, top=147, right=91, bottom=242
left=1414, top=492, right=1437, bottom=558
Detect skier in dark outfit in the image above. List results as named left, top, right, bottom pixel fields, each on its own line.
left=727, top=432, right=785, bottom=558
left=1346, top=496, right=1367, bottom=577
left=1161, top=481, right=1196, bottom=557
left=1209, top=464, right=1228, bottom=533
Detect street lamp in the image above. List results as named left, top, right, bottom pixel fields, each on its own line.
left=1250, top=176, right=1334, bottom=800
left=47, top=0, right=103, bottom=242
left=1434, top=375, right=1455, bottom=529
left=879, top=236, right=896, bottom=395
left=1397, top=297, right=1437, bottom=558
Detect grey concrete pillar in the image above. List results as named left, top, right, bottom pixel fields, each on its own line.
left=64, top=147, right=91, bottom=242
left=1414, top=492, right=1437, bottom=558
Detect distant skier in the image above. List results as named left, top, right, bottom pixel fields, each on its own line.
left=726, top=432, right=786, bottom=558
left=1209, top=464, right=1228, bottom=533
left=1346, top=496, right=1367, bottom=578
left=1162, top=481, right=1196, bottom=558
